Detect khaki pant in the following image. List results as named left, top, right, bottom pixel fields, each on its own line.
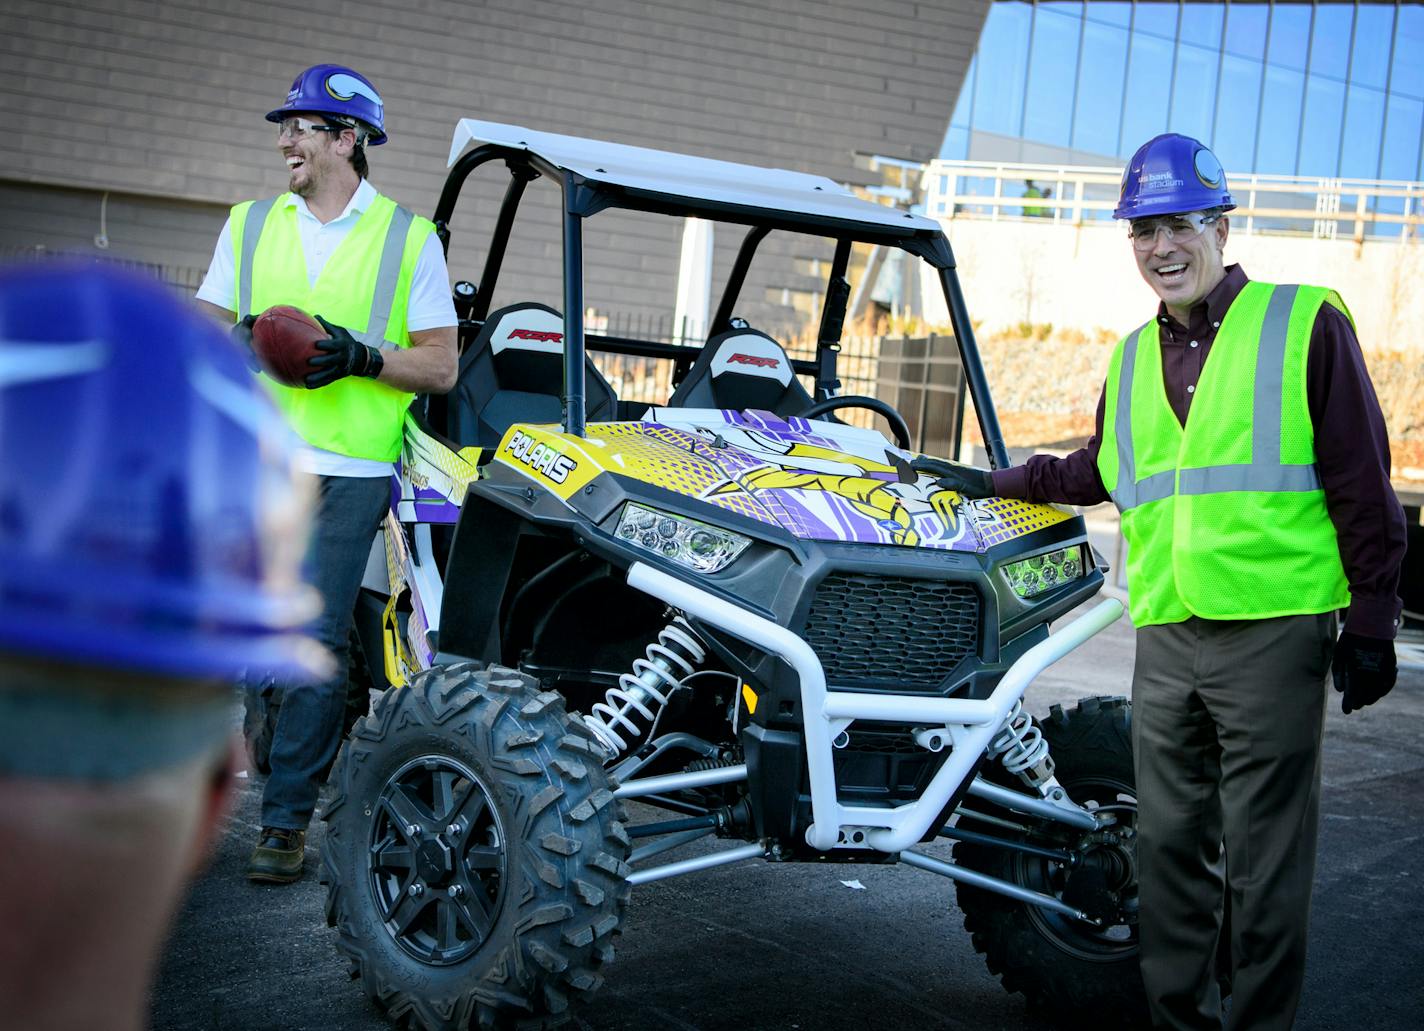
left=1133, top=613, right=1335, bottom=1031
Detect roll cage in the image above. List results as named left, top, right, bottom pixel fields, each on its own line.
left=430, top=119, right=1008, bottom=468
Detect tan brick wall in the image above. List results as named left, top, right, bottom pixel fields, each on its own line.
left=1, top=0, right=988, bottom=322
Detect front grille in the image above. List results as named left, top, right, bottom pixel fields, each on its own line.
left=803, top=572, right=980, bottom=689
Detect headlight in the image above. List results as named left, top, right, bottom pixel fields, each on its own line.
left=615, top=502, right=750, bottom=573
left=1002, top=545, right=1087, bottom=598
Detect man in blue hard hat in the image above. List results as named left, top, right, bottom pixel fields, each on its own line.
left=0, top=261, right=323, bottom=1030
left=196, top=64, right=458, bottom=883
left=934, top=133, right=1405, bottom=1029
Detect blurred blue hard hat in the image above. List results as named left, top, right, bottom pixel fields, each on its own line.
left=0, top=261, right=324, bottom=684
left=266, top=64, right=387, bottom=145
left=1114, top=133, right=1236, bottom=220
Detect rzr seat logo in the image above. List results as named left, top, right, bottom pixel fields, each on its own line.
left=727, top=352, right=779, bottom=368
left=508, top=328, right=563, bottom=343
left=505, top=430, right=577, bottom=484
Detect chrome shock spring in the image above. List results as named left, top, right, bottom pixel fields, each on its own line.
left=988, top=699, right=1055, bottom=788
left=584, top=617, right=706, bottom=757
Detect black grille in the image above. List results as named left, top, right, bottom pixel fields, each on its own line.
left=803, top=572, right=980, bottom=689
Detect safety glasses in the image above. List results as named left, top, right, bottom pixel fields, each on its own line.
left=275, top=117, right=345, bottom=141
left=1127, top=212, right=1222, bottom=251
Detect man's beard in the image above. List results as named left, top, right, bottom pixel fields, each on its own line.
left=290, top=170, right=317, bottom=198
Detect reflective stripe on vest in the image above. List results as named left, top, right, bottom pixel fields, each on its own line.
left=1109, top=284, right=1319, bottom=510
left=238, top=199, right=415, bottom=351
left=237, top=197, right=276, bottom=321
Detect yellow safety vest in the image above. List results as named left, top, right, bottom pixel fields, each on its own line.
left=230, top=192, right=434, bottom=461
left=1097, top=281, right=1351, bottom=627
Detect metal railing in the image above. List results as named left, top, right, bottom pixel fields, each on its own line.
left=924, top=160, right=1424, bottom=244
left=1, top=246, right=208, bottom=290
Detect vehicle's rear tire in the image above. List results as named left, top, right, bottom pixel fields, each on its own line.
left=953, top=695, right=1147, bottom=1028
left=341, top=625, right=374, bottom=739
left=322, top=662, right=630, bottom=1030
left=245, top=628, right=374, bottom=779
left=243, top=682, right=279, bottom=777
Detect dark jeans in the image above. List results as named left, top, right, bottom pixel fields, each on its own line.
left=258, top=473, right=389, bottom=830
left=1133, top=613, right=1335, bottom=1031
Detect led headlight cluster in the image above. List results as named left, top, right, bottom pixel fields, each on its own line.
left=1003, top=545, right=1086, bottom=598
left=615, top=503, right=750, bottom=573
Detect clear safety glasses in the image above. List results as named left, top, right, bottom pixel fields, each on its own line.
left=1127, top=212, right=1222, bottom=251
left=275, top=117, right=345, bottom=142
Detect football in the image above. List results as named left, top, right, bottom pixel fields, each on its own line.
left=251, top=305, right=326, bottom=387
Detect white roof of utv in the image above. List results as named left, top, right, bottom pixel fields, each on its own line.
left=448, top=119, right=942, bottom=235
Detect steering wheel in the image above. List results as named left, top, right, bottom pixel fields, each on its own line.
left=796, top=395, right=912, bottom=451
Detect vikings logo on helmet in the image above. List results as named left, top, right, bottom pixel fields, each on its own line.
left=325, top=72, right=384, bottom=115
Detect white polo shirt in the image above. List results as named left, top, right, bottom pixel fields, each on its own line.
left=197, top=179, right=457, bottom=477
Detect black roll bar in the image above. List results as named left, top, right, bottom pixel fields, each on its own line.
left=471, top=162, right=539, bottom=323
left=432, top=143, right=514, bottom=248
left=561, top=172, right=587, bottom=438
left=710, top=226, right=770, bottom=336
left=812, top=238, right=852, bottom=400
left=938, top=266, right=1008, bottom=470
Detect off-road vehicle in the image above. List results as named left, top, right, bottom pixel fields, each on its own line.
left=321, top=120, right=1143, bottom=1029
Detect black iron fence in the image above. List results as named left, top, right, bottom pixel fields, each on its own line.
left=588, top=312, right=966, bottom=458
left=1, top=247, right=207, bottom=292
left=0, top=251, right=967, bottom=458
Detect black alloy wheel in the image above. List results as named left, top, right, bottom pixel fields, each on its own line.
left=367, top=754, right=507, bottom=965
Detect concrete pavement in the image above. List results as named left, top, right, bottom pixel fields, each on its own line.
left=152, top=607, right=1424, bottom=1030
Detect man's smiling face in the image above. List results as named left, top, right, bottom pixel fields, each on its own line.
left=275, top=116, right=346, bottom=198
left=1132, top=210, right=1230, bottom=320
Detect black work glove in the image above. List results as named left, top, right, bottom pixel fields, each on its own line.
left=1332, top=631, right=1397, bottom=714
left=231, top=313, right=259, bottom=372
left=305, top=315, right=384, bottom=389
left=911, top=455, right=995, bottom=499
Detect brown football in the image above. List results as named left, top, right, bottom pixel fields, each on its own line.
left=251, top=305, right=326, bottom=387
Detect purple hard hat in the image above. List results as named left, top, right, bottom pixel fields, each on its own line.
left=266, top=63, right=387, bottom=145
left=0, top=261, right=326, bottom=684
left=1114, top=133, right=1235, bottom=220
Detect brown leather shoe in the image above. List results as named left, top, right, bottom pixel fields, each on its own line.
left=246, top=827, right=306, bottom=884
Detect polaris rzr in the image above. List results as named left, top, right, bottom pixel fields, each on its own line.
left=322, top=120, right=1143, bottom=1029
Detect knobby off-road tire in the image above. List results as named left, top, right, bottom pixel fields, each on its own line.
left=322, top=662, right=631, bottom=1030
left=953, top=696, right=1147, bottom=1028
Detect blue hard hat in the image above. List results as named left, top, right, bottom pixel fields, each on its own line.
left=1114, top=133, right=1235, bottom=220
left=0, top=261, right=325, bottom=683
left=266, top=64, right=387, bottom=145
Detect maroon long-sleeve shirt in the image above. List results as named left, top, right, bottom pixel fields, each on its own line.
left=990, top=264, right=1406, bottom=639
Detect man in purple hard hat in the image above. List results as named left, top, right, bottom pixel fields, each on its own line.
left=934, top=133, right=1405, bottom=1029
left=0, top=261, right=324, bottom=1030
left=195, top=65, right=457, bottom=883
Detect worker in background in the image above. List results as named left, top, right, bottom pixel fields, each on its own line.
left=196, top=64, right=458, bottom=883
left=935, top=133, right=1406, bottom=1030
left=1022, top=178, right=1049, bottom=217
left=0, top=261, right=324, bottom=1031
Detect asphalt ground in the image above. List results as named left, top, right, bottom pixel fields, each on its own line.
left=152, top=603, right=1424, bottom=1031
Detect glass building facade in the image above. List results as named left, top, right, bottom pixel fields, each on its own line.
left=943, top=1, right=1424, bottom=184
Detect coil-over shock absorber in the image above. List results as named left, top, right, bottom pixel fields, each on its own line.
left=584, top=617, right=707, bottom=757
left=987, top=699, right=1055, bottom=789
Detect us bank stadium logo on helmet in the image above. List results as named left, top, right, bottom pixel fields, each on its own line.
left=324, top=72, right=383, bottom=112
left=1140, top=171, right=1185, bottom=192
left=506, top=429, right=577, bottom=484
